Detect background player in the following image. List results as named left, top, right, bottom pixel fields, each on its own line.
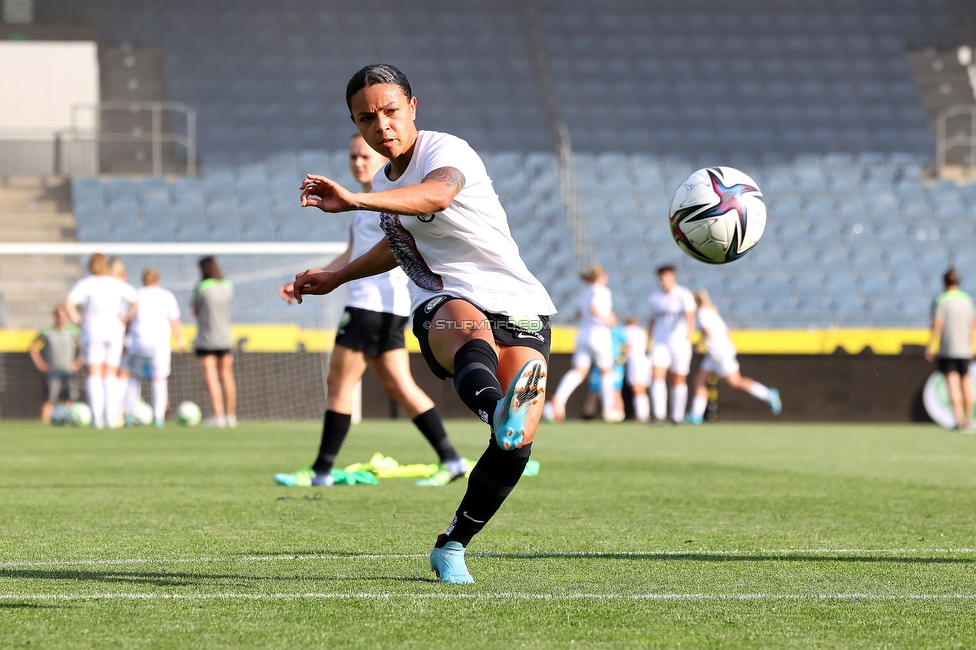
left=547, top=264, right=622, bottom=423
left=193, top=256, right=237, bottom=428
left=926, top=266, right=975, bottom=431
left=274, top=133, right=467, bottom=487
left=647, top=265, right=695, bottom=424
left=64, top=253, right=138, bottom=429
left=110, top=257, right=134, bottom=426
left=685, top=289, right=781, bottom=424
left=623, top=315, right=651, bottom=422
left=124, top=268, right=185, bottom=427
left=29, top=305, right=82, bottom=423
left=291, top=64, right=556, bottom=583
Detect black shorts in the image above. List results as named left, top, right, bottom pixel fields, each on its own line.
left=46, top=371, right=77, bottom=403
left=412, top=295, right=551, bottom=380
left=334, top=306, right=408, bottom=358
left=937, top=357, right=971, bottom=376
left=195, top=348, right=230, bottom=358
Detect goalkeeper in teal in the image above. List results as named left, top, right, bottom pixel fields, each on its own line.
left=926, top=266, right=975, bottom=431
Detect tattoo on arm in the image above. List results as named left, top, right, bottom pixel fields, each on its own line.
left=423, top=167, right=465, bottom=193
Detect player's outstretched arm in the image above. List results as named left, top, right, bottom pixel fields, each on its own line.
left=293, top=237, right=397, bottom=304
left=300, top=167, right=463, bottom=218
left=278, top=244, right=352, bottom=304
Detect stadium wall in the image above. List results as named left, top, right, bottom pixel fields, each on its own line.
left=0, top=351, right=935, bottom=424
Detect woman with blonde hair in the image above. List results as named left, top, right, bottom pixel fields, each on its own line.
left=64, top=253, right=138, bottom=429
left=546, top=264, right=622, bottom=423
left=686, top=288, right=781, bottom=424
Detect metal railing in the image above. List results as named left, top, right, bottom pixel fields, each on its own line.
left=936, top=104, right=976, bottom=175
left=67, top=101, right=197, bottom=176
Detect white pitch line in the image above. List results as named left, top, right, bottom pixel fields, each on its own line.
left=1, top=592, right=976, bottom=602
left=2, top=548, right=974, bottom=569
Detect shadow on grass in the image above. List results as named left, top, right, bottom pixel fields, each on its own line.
left=0, top=602, right=62, bottom=609
left=0, top=568, right=436, bottom=587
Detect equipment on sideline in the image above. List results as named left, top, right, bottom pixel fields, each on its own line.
left=176, top=401, right=202, bottom=426
left=133, top=400, right=155, bottom=426
left=669, top=166, right=766, bottom=264
left=70, top=402, right=93, bottom=427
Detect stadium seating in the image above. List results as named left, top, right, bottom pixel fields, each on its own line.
left=62, top=0, right=976, bottom=329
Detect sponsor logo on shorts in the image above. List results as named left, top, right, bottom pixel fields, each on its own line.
left=424, top=296, right=447, bottom=313
left=515, top=331, right=544, bottom=342
left=418, top=214, right=435, bottom=222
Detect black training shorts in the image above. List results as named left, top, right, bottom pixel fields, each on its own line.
left=334, top=306, right=408, bottom=358
left=412, top=295, right=551, bottom=380
left=937, top=357, right=971, bottom=376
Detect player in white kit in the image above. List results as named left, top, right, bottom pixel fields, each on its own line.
left=274, top=134, right=466, bottom=488
left=291, top=65, right=556, bottom=583
left=647, top=265, right=696, bottom=424
left=548, top=265, right=623, bottom=423
left=123, top=268, right=185, bottom=427
left=64, top=253, right=138, bottom=429
left=623, top=316, right=651, bottom=422
left=686, top=289, right=781, bottom=423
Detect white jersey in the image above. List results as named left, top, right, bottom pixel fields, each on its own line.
left=649, top=284, right=696, bottom=346
left=371, top=130, right=556, bottom=318
left=578, top=284, right=613, bottom=332
left=697, top=305, right=737, bottom=360
left=624, top=323, right=649, bottom=363
left=66, top=275, right=137, bottom=342
left=128, top=285, right=181, bottom=357
left=346, top=210, right=411, bottom=317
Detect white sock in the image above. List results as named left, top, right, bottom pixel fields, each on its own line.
left=86, top=376, right=105, bottom=428
left=651, top=380, right=667, bottom=421
left=671, top=383, right=688, bottom=422
left=125, top=378, right=140, bottom=416
left=104, top=376, right=120, bottom=427
left=691, top=395, right=708, bottom=419
left=554, top=369, right=585, bottom=407
left=599, top=372, right=617, bottom=415
left=633, top=393, right=650, bottom=422
left=152, top=379, right=168, bottom=423
left=748, top=382, right=771, bottom=402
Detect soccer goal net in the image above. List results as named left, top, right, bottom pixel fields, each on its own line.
left=1, top=242, right=355, bottom=421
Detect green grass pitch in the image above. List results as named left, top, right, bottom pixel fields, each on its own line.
left=1, top=418, right=975, bottom=648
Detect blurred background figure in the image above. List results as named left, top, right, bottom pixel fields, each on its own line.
left=64, top=253, right=138, bottom=429
left=29, top=305, right=82, bottom=423
left=547, top=264, right=623, bottom=423
left=926, top=267, right=975, bottom=432
left=193, top=256, right=237, bottom=428
left=648, top=265, right=696, bottom=424
left=109, top=257, right=135, bottom=426
left=686, top=289, right=781, bottom=425
left=124, top=268, right=185, bottom=427
left=623, top=316, right=651, bottom=422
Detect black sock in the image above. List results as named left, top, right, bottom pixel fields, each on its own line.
left=453, top=339, right=503, bottom=424
left=443, top=441, right=533, bottom=547
left=311, top=410, right=352, bottom=475
left=413, top=408, right=459, bottom=462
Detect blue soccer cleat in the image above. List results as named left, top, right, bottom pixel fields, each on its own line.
left=430, top=534, right=474, bottom=584
left=768, top=388, right=782, bottom=415
left=684, top=412, right=703, bottom=425
left=493, top=360, right=546, bottom=450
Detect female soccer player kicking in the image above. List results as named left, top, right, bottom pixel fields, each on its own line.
left=292, top=64, right=556, bottom=583
left=685, top=289, right=781, bottom=424
left=274, top=133, right=467, bottom=487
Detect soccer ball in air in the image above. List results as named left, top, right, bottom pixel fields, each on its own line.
left=70, top=402, right=93, bottom=427
left=668, top=166, right=766, bottom=264
left=176, top=401, right=202, bottom=427
left=133, top=400, right=155, bottom=426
